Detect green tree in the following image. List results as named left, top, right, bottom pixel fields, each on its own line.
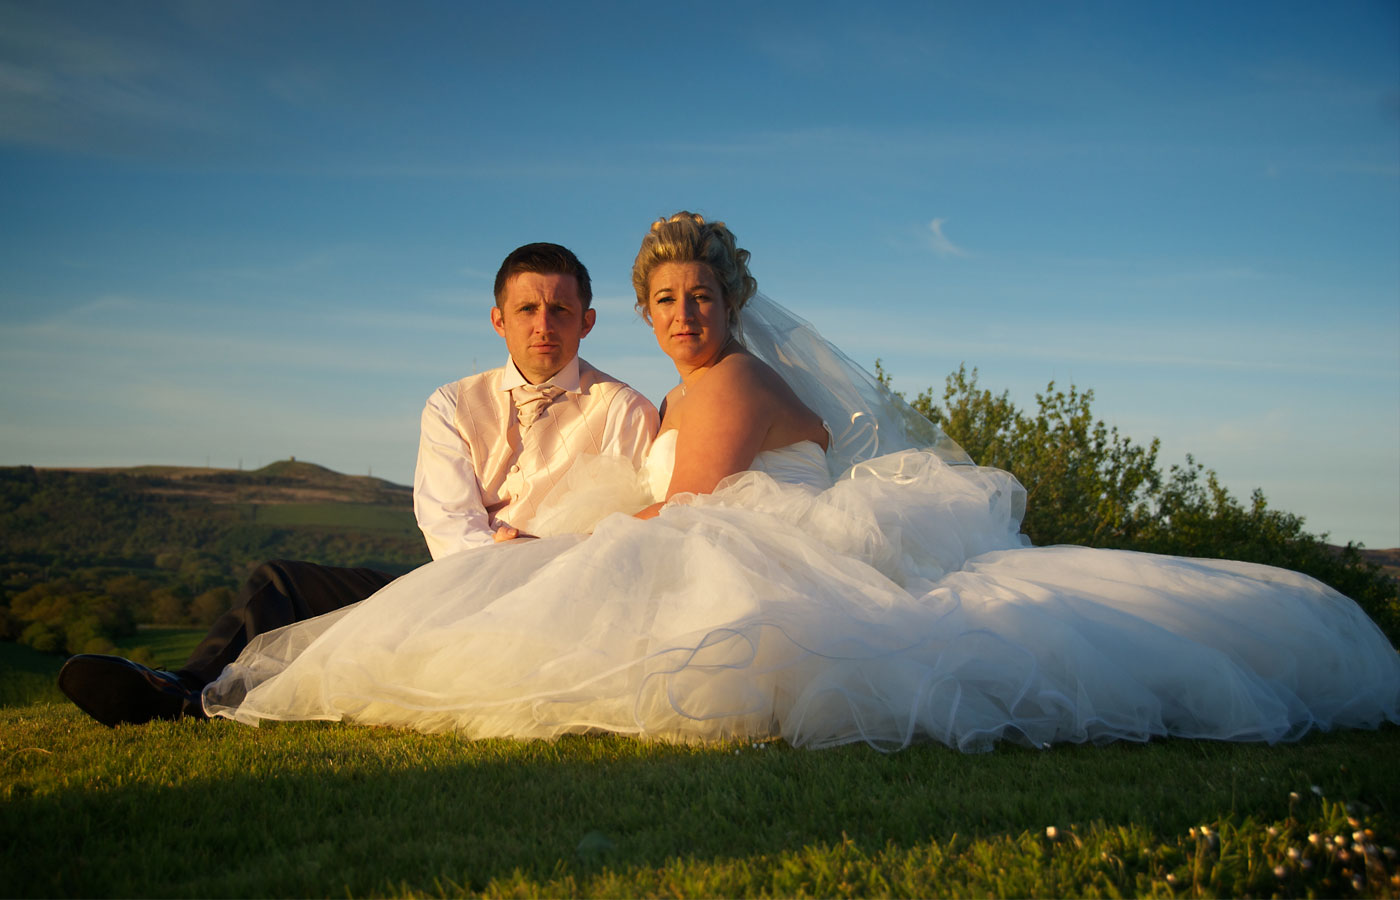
left=149, top=587, right=189, bottom=626
left=190, top=586, right=235, bottom=628
left=19, top=620, right=61, bottom=654
left=890, top=364, right=1160, bottom=546
left=881, top=362, right=1399, bottom=644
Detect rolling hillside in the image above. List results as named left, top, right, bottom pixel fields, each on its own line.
left=1, top=459, right=431, bottom=655
left=48, top=457, right=414, bottom=506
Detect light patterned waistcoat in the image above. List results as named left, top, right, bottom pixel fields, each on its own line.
left=452, top=360, right=630, bottom=530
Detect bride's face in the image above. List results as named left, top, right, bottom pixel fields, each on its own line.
left=647, top=261, right=729, bottom=371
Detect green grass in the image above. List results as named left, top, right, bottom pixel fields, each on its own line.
left=1, top=651, right=1396, bottom=897
left=0, top=642, right=68, bottom=707
left=115, top=626, right=206, bottom=667
left=249, top=502, right=418, bottom=530
left=0, top=631, right=204, bottom=708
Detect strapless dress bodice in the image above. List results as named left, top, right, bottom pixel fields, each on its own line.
left=645, top=430, right=833, bottom=499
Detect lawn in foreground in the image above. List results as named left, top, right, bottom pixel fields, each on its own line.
left=1, top=696, right=1396, bottom=898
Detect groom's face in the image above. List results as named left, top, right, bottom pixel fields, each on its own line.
left=492, top=272, right=596, bottom=384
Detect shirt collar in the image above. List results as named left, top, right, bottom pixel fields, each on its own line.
left=499, top=355, right=582, bottom=394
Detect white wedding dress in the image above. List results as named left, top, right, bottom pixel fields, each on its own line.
left=203, top=297, right=1400, bottom=751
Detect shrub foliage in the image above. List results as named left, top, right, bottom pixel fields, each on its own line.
left=884, top=363, right=1399, bottom=643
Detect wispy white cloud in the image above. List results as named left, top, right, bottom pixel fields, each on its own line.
left=590, top=291, right=644, bottom=320
left=197, top=247, right=370, bottom=283
left=0, top=3, right=215, bottom=152
left=0, top=293, right=490, bottom=379
left=814, top=308, right=1398, bottom=381
left=1324, top=161, right=1400, bottom=178
left=458, top=265, right=497, bottom=283
left=748, top=19, right=939, bottom=76
left=749, top=32, right=829, bottom=74
left=1263, top=159, right=1399, bottom=179
left=927, top=218, right=969, bottom=258
left=0, top=2, right=328, bottom=161
left=849, top=26, right=940, bottom=74
left=1, top=377, right=423, bottom=482
left=259, top=63, right=334, bottom=108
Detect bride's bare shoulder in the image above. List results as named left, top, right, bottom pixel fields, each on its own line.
left=704, top=351, right=786, bottom=397
left=658, top=383, right=685, bottom=420
left=700, top=349, right=826, bottom=449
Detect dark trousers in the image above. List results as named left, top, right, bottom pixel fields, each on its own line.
left=176, top=559, right=397, bottom=688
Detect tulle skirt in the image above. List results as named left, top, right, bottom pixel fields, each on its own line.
left=203, top=451, right=1400, bottom=751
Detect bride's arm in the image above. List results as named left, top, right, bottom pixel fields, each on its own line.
left=670, top=362, right=772, bottom=493
left=634, top=358, right=774, bottom=520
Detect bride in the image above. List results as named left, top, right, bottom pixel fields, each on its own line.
left=203, top=212, right=1400, bottom=751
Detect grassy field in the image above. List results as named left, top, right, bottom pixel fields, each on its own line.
left=1, top=644, right=1397, bottom=898
left=248, top=502, right=419, bottom=531
left=118, top=627, right=207, bottom=665
left=0, top=633, right=203, bottom=708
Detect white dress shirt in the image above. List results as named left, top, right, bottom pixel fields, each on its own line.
left=414, top=355, right=658, bottom=559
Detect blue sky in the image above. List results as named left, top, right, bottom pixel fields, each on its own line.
left=2, top=0, right=1397, bottom=547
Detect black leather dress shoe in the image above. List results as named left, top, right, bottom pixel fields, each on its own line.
left=57, top=654, right=206, bottom=727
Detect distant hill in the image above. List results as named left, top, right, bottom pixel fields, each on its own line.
left=1, top=459, right=431, bottom=656
left=2, top=458, right=426, bottom=566
left=1350, top=546, right=1400, bottom=585
left=46, top=458, right=413, bottom=506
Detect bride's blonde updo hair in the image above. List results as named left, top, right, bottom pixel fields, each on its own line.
left=631, top=211, right=758, bottom=326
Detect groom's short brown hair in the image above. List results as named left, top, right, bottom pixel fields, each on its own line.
left=493, top=243, right=593, bottom=310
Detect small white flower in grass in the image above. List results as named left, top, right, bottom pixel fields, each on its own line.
left=1287, top=847, right=1300, bottom=860
left=1289, top=791, right=1300, bottom=801
left=1309, top=833, right=1322, bottom=846
left=1267, top=826, right=1279, bottom=836
left=1384, top=846, right=1396, bottom=859
left=1274, top=865, right=1287, bottom=879
left=1352, top=876, right=1364, bottom=891
left=1311, top=785, right=1323, bottom=796
left=1353, top=831, right=1365, bottom=843
left=1045, top=826, right=1058, bottom=839
left=1200, top=825, right=1213, bottom=836
left=1189, top=828, right=1198, bottom=839
left=1335, top=835, right=1349, bottom=847
left=1165, top=873, right=1178, bottom=885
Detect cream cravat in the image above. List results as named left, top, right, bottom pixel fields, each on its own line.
left=512, top=383, right=566, bottom=431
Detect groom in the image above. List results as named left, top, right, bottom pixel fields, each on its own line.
left=58, top=242, right=659, bottom=727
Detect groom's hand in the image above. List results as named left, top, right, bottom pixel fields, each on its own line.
left=492, top=525, right=538, bottom=542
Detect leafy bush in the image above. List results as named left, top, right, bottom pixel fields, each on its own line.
left=884, top=363, right=1399, bottom=644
